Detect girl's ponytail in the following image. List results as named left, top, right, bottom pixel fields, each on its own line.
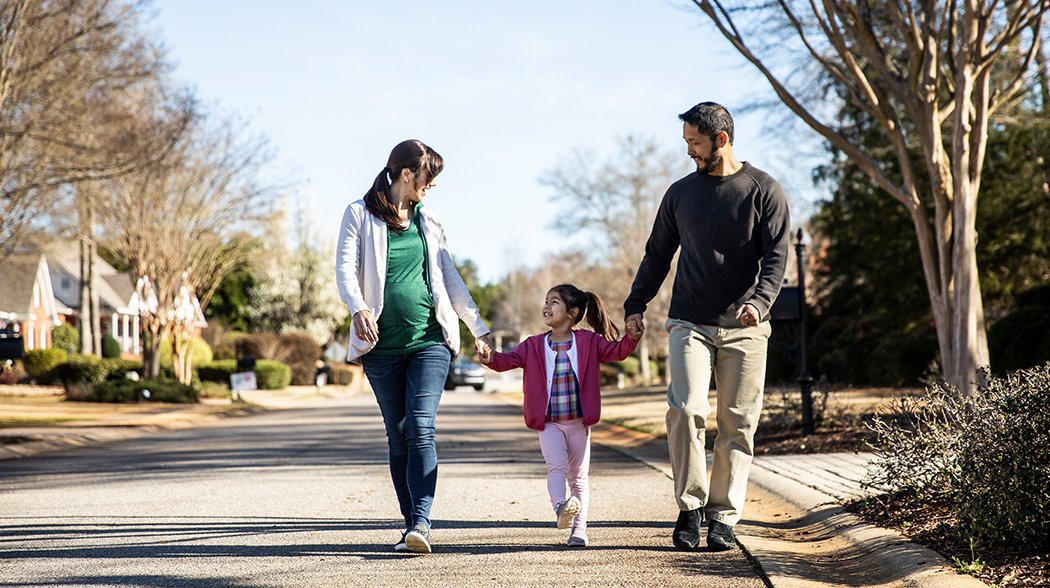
left=584, top=291, right=620, bottom=341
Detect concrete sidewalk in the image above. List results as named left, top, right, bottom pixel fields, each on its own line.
left=0, top=383, right=983, bottom=587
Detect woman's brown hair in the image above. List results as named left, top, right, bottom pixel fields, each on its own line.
left=548, top=283, right=621, bottom=341
left=364, top=139, right=444, bottom=231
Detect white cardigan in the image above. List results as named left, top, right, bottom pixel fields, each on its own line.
left=336, top=199, right=490, bottom=362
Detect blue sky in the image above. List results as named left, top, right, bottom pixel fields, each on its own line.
left=151, top=1, right=821, bottom=283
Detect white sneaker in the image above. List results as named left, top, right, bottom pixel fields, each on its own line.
left=554, top=496, right=581, bottom=530
left=567, top=525, right=589, bottom=547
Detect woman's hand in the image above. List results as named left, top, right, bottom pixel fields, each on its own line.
left=475, top=333, right=494, bottom=364
left=352, top=310, right=379, bottom=344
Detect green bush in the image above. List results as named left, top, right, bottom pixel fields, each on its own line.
left=101, top=333, right=122, bottom=358
left=955, top=365, right=1050, bottom=549
left=197, top=359, right=237, bottom=383
left=255, top=360, right=291, bottom=390
left=51, top=324, right=79, bottom=355
left=22, top=348, right=68, bottom=383
left=869, top=364, right=1050, bottom=551
left=198, top=381, right=231, bottom=400
left=55, top=355, right=108, bottom=385
left=159, top=336, right=214, bottom=369
left=91, top=377, right=198, bottom=404
left=102, top=358, right=142, bottom=380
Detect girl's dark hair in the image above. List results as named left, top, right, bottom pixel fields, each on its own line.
left=364, top=139, right=444, bottom=231
left=548, top=283, right=620, bottom=341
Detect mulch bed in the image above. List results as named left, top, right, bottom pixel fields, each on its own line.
left=845, top=492, right=1049, bottom=586
left=753, top=423, right=875, bottom=455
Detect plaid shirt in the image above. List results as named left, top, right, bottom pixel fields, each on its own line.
left=546, top=338, right=581, bottom=422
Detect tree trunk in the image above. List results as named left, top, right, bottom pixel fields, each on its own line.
left=638, top=335, right=652, bottom=385
left=78, top=197, right=93, bottom=355
left=142, top=325, right=162, bottom=379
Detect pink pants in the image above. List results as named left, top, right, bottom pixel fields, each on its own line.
left=538, top=418, right=591, bottom=528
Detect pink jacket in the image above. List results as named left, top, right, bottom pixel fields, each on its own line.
left=487, top=329, right=639, bottom=431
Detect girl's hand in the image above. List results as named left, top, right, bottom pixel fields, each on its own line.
left=475, top=333, right=494, bottom=364
left=352, top=310, right=379, bottom=344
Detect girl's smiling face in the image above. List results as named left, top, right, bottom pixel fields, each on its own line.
left=542, top=291, right=577, bottom=329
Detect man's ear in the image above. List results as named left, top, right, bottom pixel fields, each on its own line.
left=716, top=130, right=728, bottom=149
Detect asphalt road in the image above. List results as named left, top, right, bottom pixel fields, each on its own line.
left=0, top=391, right=767, bottom=588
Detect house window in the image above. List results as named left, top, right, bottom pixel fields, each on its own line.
left=61, top=277, right=71, bottom=290
left=33, top=284, right=40, bottom=307
left=40, top=325, right=47, bottom=349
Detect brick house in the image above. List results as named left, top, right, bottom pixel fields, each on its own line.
left=0, top=254, right=62, bottom=352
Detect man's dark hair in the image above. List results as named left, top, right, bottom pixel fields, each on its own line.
left=678, top=102, right=734, bottom=145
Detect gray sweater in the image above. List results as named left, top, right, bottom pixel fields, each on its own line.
left=624, top=162, right=790, bottom=327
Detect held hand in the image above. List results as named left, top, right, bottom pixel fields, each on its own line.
left=625, top=314, right=645, bottom=340
left=352, top=310, right=379, bottom=344
left=475, top=333, right=494, bottom=364
left=735, top=303, right=761, bottom=327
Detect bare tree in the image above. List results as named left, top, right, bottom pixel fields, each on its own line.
left=0, top=0, right=189, bottom=354
left=688, top=0, right=1048, bottom=392
left=102, top=114, right=276, bottom=381
left=543, top=135, right=686, bottom=383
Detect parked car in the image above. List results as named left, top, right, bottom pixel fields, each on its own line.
left=445, top=356, right=486, bottom=391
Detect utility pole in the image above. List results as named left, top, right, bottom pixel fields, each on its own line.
left=796, top=228, right=814, bottom=434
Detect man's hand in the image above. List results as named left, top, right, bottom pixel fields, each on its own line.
left=352, top=310, right=379, bottom=343
left=735, top=303, right=761, bottom=327
left=625, top=314, right=645, bottom=340
left=475, top=333, right=494, bottom=364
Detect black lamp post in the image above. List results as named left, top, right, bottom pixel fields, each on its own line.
left=796, top=228, right=815, bottom=434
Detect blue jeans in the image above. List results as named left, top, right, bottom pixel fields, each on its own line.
left=360, top=344, right=451, bottom=531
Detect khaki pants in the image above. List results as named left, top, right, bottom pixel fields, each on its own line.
left=665, top=318, right=770, bottom=526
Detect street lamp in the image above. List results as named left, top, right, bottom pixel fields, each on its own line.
left=796, top=228, right=815, bottom=434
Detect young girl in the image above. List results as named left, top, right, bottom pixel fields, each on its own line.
left=478, top=284, right=643, bottom=547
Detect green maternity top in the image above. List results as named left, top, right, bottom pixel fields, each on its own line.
left=372, top=207, right=445, bottom=355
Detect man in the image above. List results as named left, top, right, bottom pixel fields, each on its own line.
left=624, top=102, right=790, bottom=551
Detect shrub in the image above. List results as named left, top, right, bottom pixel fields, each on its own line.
left=102, top=358, right=143, bottom=380
left=329, top=363, right=359, bottom=386
left=51, top=324, right=79, bottom=355
left=235, top=332, right=320, bottom=385
left=255, top=360, right=291, bottom=390
left=868, top=364, right=1050, bottom=551
left=91, top=377, right=198, bottom=404
left=197, top=359, right=237, bottom=384
left=158, top=336, right=214, bottom=369
left=22, top=348, right=68, bottom=383
left=212, top=332, right=247, bottom=360
left=954, top=365, right=1050, bottom=549
left=198, top=381, right=231, bottom=400
left=55, top=354, right=109, bottom=386
left=101, top=333, right=122, bottom=358
left=277, top=332, right=323, bottom=385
